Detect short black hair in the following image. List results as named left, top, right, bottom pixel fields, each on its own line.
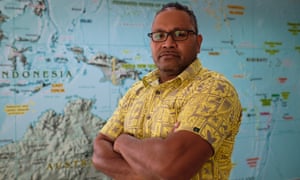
left=155, top=2, right=198, bottom=34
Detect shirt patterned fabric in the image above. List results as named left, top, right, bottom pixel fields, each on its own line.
left=100, top=59, right=242, bottom=180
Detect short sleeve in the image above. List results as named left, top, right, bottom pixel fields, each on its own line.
left=176, top=79, right=241, bottom=153
left=100, top=105, right=125, bottom=140
left=100, top=82, right=143, bottom=140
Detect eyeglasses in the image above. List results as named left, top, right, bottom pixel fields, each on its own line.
left=147, top=30, right=197, bottom=42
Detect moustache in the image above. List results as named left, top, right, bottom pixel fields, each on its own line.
left=158, top=50, right=180, bottom=58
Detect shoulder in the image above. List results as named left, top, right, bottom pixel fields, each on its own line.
left=117, top=80, right=146, bottom=107
left=193, top=68, right=239, bottom=97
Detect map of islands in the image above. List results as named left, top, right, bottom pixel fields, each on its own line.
left=0, top=0, right=299, bottom=179
left=0, top=98, right=109, bottom=179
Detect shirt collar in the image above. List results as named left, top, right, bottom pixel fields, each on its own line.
left=142, top=59, right=203, bottom=87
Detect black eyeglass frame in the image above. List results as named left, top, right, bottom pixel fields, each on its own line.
left=147, top=30, right=197, bottom=42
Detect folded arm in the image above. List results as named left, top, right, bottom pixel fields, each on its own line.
left=92, top=133, right=143, bottom=180
left=114, top=130, right=213, bottom=180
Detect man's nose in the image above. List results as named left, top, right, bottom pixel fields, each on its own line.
left=162, top=35, right=177, bottom=48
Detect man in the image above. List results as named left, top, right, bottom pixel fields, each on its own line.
left=93, top=2, right=242, bottom=180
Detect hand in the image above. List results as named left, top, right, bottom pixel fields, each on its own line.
left=113, top=133, right=133, bottom=153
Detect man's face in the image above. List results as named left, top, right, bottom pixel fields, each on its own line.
left=150, top=9, right=202, bottom=80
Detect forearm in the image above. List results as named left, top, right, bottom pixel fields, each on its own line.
left=92, top=134, right=143, bottom=180
left=113, top=122, right=181, bottom=178
left=114, top=132, right=212, bottom=180
left=113, top=134, right=172, bottom=179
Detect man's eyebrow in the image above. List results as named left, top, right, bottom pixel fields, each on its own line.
left=151, top=28, right=165, bottom=32
left=151, top=27, right=187, bottom=32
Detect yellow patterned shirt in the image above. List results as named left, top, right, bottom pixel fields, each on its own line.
left=100, top=59, right=242, bottom=180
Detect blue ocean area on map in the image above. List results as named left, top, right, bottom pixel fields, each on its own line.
left=0, top=0, right=299, bottom=179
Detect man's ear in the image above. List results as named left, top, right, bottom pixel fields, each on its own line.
left=196, top=34, right=203, bottom=53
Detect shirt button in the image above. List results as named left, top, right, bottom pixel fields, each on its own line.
left=146, top=115, right=151, bottom=120
left=155, top=90, right=160, bottom=95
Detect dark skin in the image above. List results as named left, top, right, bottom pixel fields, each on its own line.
left=92, top=9, right=213, bottom=180
left=92, top=133, right=143, bottom=180
left=150, top=9, right=202, bottom=83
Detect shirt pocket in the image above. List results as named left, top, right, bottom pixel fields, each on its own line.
left=149, top=98, right=183, bottom=138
